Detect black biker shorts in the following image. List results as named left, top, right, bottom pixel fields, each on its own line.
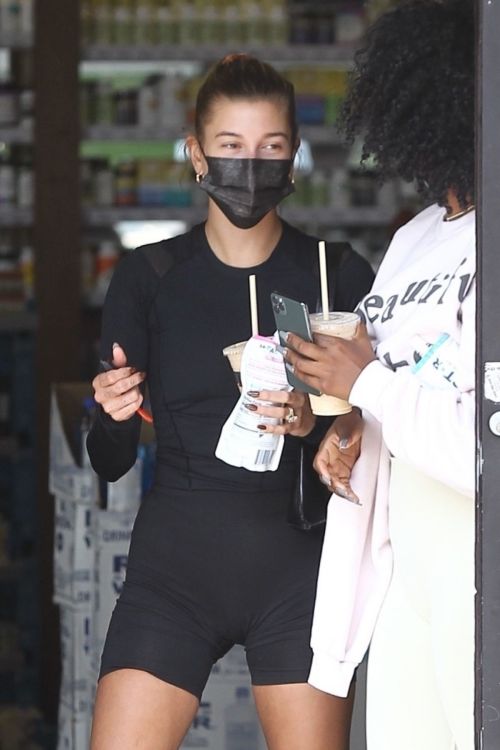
left=99, top=484, right=325, bottom=699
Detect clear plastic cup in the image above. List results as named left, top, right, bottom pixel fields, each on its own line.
left=308, top=311, right=360, bottom=416
left=222, top=340, right=247, bottom=392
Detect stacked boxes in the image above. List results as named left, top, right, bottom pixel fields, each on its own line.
left=51, top=383, right=267, bottom=750
left=184, top=646, right=266, bottom=749
left=50, top=384, right=100, bottom=750
left=50, top=384, right=149, bottom=749
left=89, top=508, right=136, bottom=685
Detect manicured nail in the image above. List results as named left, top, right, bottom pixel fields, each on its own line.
left=244, top=403, right=258, bottom=411
left=247, top=391, right=260, bottom=397
left=257, top=424, right=267, bottom=431
left=285, top=362, right=294, bottom=374
left=339, top=438, right=349, bottom=450
left=112, top=342, right=119, bottom=349
left=320, top=475, right=332, bottom=487
left=283, top=331, right=290, bottom=341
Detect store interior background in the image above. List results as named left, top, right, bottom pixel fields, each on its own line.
left=0, top=0, right=423, bottom=747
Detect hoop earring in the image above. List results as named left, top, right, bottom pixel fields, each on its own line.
left=196, top=173, right=203, bottom=184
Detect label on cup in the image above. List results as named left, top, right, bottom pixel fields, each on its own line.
left=216, top=335, right=291, bottom=472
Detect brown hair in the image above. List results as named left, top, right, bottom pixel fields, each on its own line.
left=194, top=53, right=298, bottom=146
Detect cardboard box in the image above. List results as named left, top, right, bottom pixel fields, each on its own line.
left=182, top=647, right=266, bottom=750
left=90, top=508, right=136, bottom=681
left=53, top=496, right=94, bottom=609
left=57, top=699, right=90, bottom=750
left=49, top=383, right=98, bottom=505
left=50, top=381, right=154, bottom=508
left=58, top=606, right=93, bottom=717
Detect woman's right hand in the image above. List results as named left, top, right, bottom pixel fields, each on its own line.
left=314, top=410, right=363, bottom=503
left=92, top=344, right=146, bottom=422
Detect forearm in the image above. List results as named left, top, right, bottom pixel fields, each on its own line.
left=86, top=407, right=141, bottom=482
left=350, top=361, right=474, bottom=496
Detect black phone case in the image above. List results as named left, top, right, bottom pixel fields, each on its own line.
left=271, top=292, right=321, bottom=396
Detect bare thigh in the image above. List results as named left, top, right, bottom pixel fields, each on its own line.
left=253, top=682, right=355, bottom=750
left=90, top=669, right=199, bottom=750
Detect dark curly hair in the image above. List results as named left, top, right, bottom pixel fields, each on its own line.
left=338, top=0, right=475, bottom=209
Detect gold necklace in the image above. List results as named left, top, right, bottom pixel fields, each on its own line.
left=443, top=204, right=475, bottom=222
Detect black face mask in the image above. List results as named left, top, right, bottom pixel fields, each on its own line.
left=198, top=156, right=295, bottom=229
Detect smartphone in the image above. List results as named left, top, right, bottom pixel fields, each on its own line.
left=270, top=292, right=321, bottom=396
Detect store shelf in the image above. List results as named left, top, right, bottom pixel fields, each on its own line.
left=282, top=206, right=394, bottom=226
left=82, top=125, right=188, bottom=142
left=0, top=31, right=33, bottom=49
left=0, top=125, right=33, bottom=145
left=0, top=207, right=33, bottom=227
left=81, top=43, right=356, bottom=64
left=83, top=205, right=393, bottom=227
left=299, top=125, right=342, bottom=146
left=83, top=206, right=203, bottom=224
left=0, top=311, right=37, bottom=333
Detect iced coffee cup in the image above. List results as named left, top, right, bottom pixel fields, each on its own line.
left=308, top=311, right=360, bottom=416
left=223, top=341, right=247, bottom=392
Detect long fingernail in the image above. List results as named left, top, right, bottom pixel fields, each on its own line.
left=247, top=391, right=260, bottom=397
left=320, top=475, right=333, bottom=487
left=112, top=342, right=119, bottom=349
left=257, top=424, right=267, bottom=431
left=334, top=485, right=350, bottom=499
left=339, top=438, right=349, bottom=450
left=244, top=403, right=258, bottom=411
left=285, top=362, right=294, bottom=374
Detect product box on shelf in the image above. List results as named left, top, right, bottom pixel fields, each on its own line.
left=182, top=646, right=266, bottom=750
left=90, top=508, right=136, bottom=683
left=49, top=382, right=268, bottom=749
left=57, top=700, right=90, bottom=750
left=49, top=383, right=99, bottom=505
left=50, top=382, right=154, bottom=509
left=58, top=605, right=93, bottom=720
left=53, top=495, right=94, bottom=610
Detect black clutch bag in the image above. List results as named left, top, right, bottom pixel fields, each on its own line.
left=288, top=442, right=332, bottom=532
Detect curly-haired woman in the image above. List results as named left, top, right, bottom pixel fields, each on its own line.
left=284, top=1, right=476, bottom=748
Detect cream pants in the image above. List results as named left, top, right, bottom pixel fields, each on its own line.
left=366, top=459, right=475, bottom=750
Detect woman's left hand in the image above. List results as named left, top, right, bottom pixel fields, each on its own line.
left=284, top=324, right=376, bottom=401
left=245, top=388, right=315, bottom=437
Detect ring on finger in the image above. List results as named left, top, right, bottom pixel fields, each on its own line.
left=285, top=406, right=298, bottom=424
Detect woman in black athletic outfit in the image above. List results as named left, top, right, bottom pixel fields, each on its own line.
left=87, top=54, right=374, bottom=750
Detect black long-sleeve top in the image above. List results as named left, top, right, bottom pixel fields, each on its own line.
left=86, top=221, right=374, bottom=492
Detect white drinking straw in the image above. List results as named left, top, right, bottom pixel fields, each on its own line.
left=249, top=274, right=259, bottom=336
left=318, top=240, right=329, bottom=320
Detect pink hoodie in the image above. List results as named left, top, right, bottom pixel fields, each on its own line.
left=308, top=204, right=476, bottom=696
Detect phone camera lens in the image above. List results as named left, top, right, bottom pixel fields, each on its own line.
left=272, top=298, right=286, bottom=315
